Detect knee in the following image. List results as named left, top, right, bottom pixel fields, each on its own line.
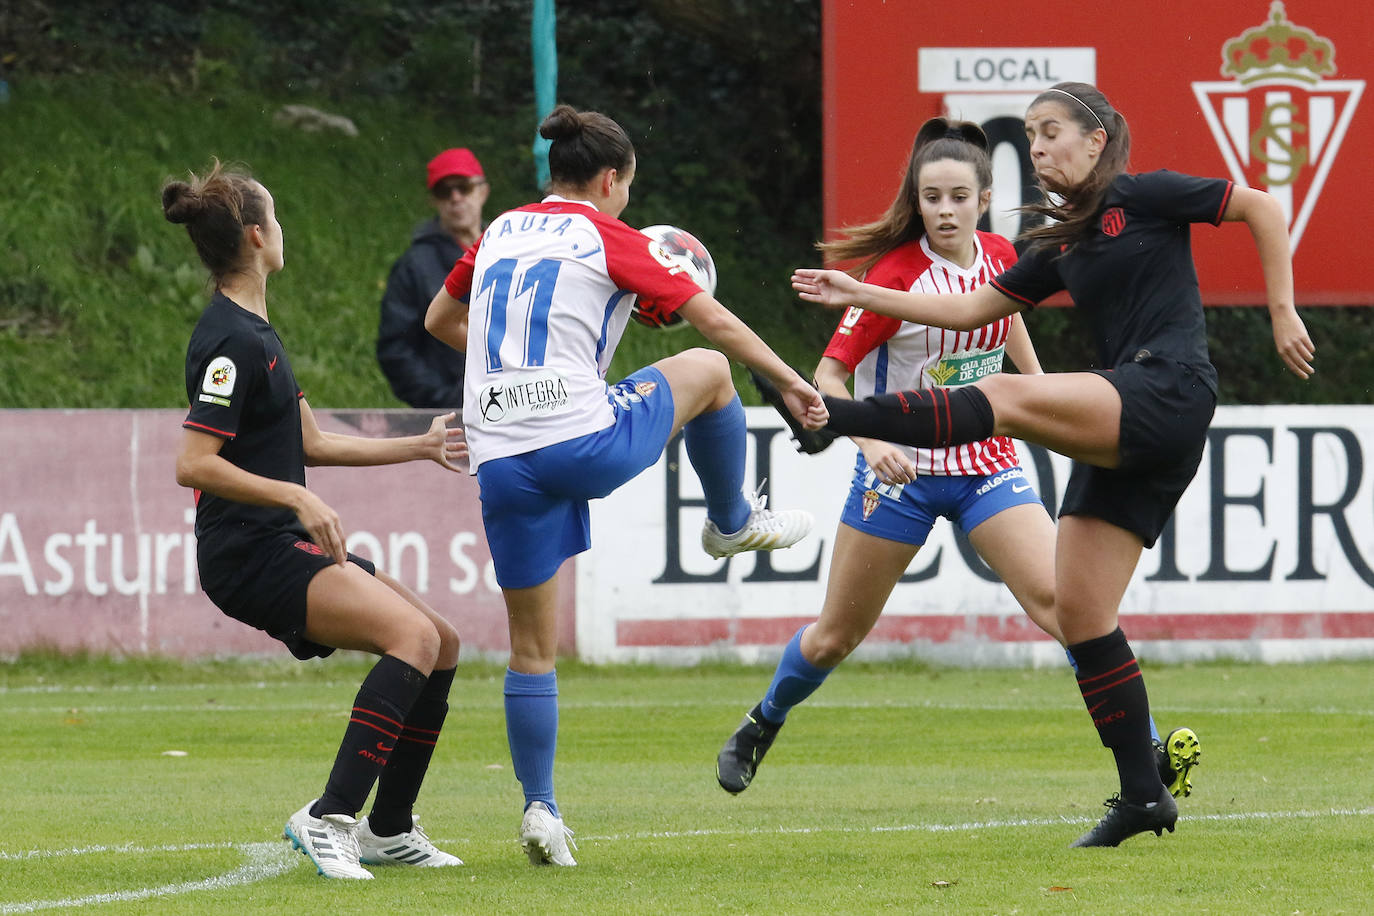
left=679, top=347, right=730, bottom=387
left=1022, top=578, right=1056, bottom=620
left=804, top=627, right=859, bottom=668
left=388, top=618, right=442, bottom=674
left=703, top=349, right=740, bottom=409
left=690, top=347, right=730, bottom=374
left=434, top=616, right=461, bottom=670
left=1054, top=600, right=1118, bottom=646
left=972, top=375, right=1021, bottom=432
left=1024, top=585, right=1060, bottom=641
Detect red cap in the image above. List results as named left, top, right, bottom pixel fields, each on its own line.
left=426, top=148, right=485, bottom=188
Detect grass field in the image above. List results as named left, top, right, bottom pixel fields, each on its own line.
left=3, top=654, right=1372, bottom=914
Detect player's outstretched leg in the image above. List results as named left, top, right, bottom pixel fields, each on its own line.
left=821, top=385, right=994, bottom=449
left=716, top=703, right=782, bottom=794
left=1155, top=727, right=1202, bottom=798
left=701, top=481, right=814, bottom=559
left=748, top=368, right=838, bottom=455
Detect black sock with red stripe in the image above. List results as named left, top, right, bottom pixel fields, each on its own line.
left=312, top=655, right=429, bottom=818
left=822, top=385, right=994, bottom=448
left=1068, top=627, right=1161, bottom=804
left=366, top=666, right=455, bottom=837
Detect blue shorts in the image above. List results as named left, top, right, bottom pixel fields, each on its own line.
left=838, top=455, right=1044, bottom=545
left=477, top=367, right=677, bottom=589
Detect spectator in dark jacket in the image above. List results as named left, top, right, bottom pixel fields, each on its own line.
left=377, top=148, right=489, bottom=408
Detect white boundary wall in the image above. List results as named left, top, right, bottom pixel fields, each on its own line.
left=581, top=405, right=1374, bottom=666
left=3, top=406, right=1372, bottom=666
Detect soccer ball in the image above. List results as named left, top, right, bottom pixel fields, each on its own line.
left=635, top=224, right=717, bottom=330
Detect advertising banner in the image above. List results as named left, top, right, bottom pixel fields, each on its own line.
left=822, top=0, right=1371, bottom=304
left=0, top=410, right=568, bottom=658
left=584, top=406, right=1374, bottom=665
left=3, top=408, right=1372, bottom=665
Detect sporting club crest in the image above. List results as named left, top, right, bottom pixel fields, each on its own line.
left=1192, top=2, right=1363, bottom=253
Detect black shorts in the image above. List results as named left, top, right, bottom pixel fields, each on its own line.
left=197, top=529, right=377, bottom=660
left=1060, top=356, right=1216, bottom=547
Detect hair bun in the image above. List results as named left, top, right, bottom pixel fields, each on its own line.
left=538, top=104, right=584, bottom=142
left=948, top=121, right=989, bottom=152
left=161, top=182, right=200, bottom=224
left=913, top=117, right=987, bottom=154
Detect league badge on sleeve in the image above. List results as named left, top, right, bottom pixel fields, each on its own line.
left=199, top=356, right=236, bottom=407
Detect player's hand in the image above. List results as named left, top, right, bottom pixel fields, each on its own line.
left=1271, top=309, right=1315, bottom=379
left=860, top=440, right=918, bottom=486
left=425, top=412, right=469, bottom=472
left=781, top=375, right=828, bottom=430
left=292, top=487, right=348, bottom=565
left=792, top=268, right=864, bottom=309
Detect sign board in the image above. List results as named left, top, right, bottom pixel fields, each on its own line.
left=822, top=0, right=1371, bottom=304
left=0, top=410, right=571, bottom=659
left=3, top=408, right=1372, bottom=665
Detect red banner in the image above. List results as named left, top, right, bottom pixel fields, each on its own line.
left=822, top=0, right=1371, bottom=304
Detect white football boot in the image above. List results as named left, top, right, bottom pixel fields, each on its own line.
left=519, top=801, right=577, bottom=866
left=701, top=481, right=813, bottom=559
left=356, top=815, right=464, bottom=867
left=283, top=800, right=372, bottom=879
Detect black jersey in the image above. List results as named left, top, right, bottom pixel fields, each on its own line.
left=182, top=292, right=307, bottom=541
left=990, top=170, right=1233, bottom=393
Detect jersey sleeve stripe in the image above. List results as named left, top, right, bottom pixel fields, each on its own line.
left=1212, top=180, right=1235, bottom=225
left=183, top=420, right=236, bottom=439
left=987, top=277, right=1036, bottom=307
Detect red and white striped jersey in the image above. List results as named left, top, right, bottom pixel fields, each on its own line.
left=823, top=231, right=1021, bottom=477
left=444, top=196, right=701, bottom=470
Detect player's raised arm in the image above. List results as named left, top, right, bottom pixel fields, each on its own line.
left=791, top=267, right=1019, bottom=331
left=675, top=291, right=827, bottom=431
left=299, top=400, right=467, bottom=472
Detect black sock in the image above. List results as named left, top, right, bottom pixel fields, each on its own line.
left=1067, top=628, right=1161, bottom=804
left=367, top=666, right=456, bottom=836
left=823, top=385, right=994, bottom=448
left=312, top=655, right=429, bottom=819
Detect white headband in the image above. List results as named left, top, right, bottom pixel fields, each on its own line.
left=1045, top=87, right=1107, bottom=134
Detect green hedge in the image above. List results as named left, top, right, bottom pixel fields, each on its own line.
left=0, top=1, right=1364, bottom=407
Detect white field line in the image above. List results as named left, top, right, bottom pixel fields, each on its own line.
left=577, top=805, right=1374, bottom=843
left=2, top=808, right=1370, bottom=911
left=0, top=841, right=295, bottom=914
left=3, top=681, right=1372, bottom=718
left=4, top=696, right=1374, bottom=719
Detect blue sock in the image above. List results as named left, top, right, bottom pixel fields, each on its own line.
left=1066, top=647, right=1159, bottom=742
left=760, top=626, right=834, bottom=724
left=504, top=668, right=559, bottom=817
left=684, top=394, right=749, bottom=534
